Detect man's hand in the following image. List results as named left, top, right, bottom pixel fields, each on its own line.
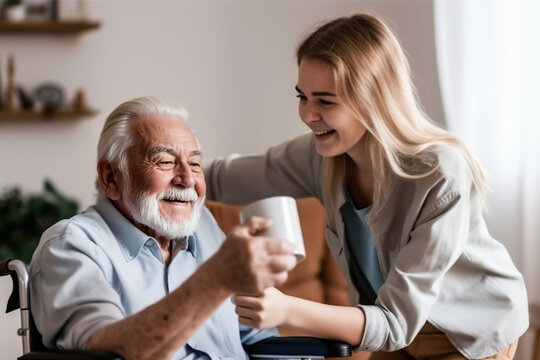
left=87, top=217, right=296, bottom=360
left=215, top=216, right=297, bottom=296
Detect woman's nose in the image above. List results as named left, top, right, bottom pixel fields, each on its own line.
left=299, top=102, right=320, bottom=125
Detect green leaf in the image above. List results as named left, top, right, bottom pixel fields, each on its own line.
left=0, top=179, right=79, bottom=264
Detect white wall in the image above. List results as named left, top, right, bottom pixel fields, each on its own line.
left=0, top=0, right=444, bottom=358
left=0, top=0, right=442, bottom=210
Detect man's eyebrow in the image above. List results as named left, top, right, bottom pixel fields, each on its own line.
left=295, top=85, right=336, bottom=97
left=150, top=147, right=202, bottom=157
left=151, top=146, right=175, bottom=155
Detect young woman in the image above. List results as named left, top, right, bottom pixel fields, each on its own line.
left=204, top=13, right=528, bottom=359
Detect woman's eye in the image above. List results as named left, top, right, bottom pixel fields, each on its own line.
left=320, top=99, right=336, bottom=106
left=296, top=94, right=307, bottom=102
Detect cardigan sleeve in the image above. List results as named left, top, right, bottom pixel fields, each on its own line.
left=204, top=133, right=323, bottom=204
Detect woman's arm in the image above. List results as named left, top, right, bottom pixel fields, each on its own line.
left=204, top=133, right=323, bottom=204
left=233, top=287, right=366, bottom=346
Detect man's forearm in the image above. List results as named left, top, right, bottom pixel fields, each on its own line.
left=86, top=255, right=232, bottom=360
left=86, top=218, right=295, bottom=360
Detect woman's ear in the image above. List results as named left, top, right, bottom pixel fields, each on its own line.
left=97, top=160, right=122, bottom=201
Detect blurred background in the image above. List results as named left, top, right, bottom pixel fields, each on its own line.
left=0, top=0, right=538, bottom=359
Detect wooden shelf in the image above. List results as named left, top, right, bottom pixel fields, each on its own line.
left=0, top=20, right=100, bottom=34
left=0, top=108, right=98, bottom=121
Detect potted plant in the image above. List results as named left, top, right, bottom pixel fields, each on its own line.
left=0, top=179, right=79, bottom=264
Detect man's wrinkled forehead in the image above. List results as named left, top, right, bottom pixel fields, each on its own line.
left=130, top=115, right=199, bottom=153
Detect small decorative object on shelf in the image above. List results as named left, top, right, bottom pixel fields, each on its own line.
left=6, top=54, right=17, bottom=111
left=17, top=87, right=34, bottom=110
left=58, top=0, right=87, bottom=21
left=2, top=0, right=26, bottom=22
left=0, top=0, right=98, bottom=34
left=0, top=0, right=99, bottom=120
left=0, top=55, right=97, bottom=121
left=35, top=82, right=64, bottom=115
left=73, top=88, right=86, bottom=112
left=24, top=0, right=57, bottom=22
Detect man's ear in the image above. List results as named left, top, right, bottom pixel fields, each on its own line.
left=97, top=160, right=122, bottom=201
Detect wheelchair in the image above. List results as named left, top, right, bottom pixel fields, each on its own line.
left=1, top=258, right=352, bottom=360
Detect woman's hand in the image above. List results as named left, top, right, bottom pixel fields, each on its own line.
left=232, top=287, right=289, bottom=328
left=234, top=287, right=366, bottom=346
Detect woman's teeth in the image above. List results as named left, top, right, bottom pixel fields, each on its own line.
left=314, top=130, right=334, bottom=136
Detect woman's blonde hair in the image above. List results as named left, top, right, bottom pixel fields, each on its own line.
left=296, top=13, right=487, bottom=212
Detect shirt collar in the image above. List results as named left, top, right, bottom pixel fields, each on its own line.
left=171, top=234, right=197, bottom=259
left=95, top=196, right=197, bottom=261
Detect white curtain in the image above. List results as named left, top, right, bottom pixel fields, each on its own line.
left=434, top=0, right=540, bottom=306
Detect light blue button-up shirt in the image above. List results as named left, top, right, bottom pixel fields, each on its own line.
left=29, top=196, right=277, bottom=359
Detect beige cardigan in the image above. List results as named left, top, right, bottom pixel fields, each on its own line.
left=205, top=133, right=528, bottom=359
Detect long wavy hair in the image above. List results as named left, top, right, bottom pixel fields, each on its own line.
left=297, top=13, right=488, bottom=212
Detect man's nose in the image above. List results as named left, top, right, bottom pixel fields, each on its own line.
left=172, top=162, right=196, bottom=188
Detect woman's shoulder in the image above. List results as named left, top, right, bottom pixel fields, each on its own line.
left=393, top=143, right=472, bottom=194
left=414, top=143, right=473, bottom=191
left=431, top=143, right=470, bottom=177
left=379, top=144, right=473, bottom=219
left=402, top=143, right=467, bottom=173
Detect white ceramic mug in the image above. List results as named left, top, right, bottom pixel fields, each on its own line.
left=239, top=196, right=306, bottom=262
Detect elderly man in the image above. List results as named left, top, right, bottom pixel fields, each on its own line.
left=29, top=96, right=296, bottom=360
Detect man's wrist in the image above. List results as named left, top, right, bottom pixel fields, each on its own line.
left=197, top=252, right=235, bottom=297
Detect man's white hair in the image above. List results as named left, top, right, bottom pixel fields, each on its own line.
left=95, top=96, right=199, bottom=197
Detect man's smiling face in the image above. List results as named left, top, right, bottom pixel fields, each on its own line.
left=119, top=114, right=206, bottom=238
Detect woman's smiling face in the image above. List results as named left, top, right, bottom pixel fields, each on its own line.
left=296, top=58, right=367, bottom=158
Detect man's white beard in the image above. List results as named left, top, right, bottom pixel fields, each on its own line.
left=124, top=185, right=203, bottom=240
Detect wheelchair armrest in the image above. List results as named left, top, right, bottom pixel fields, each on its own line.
left=244, top=336, right=352, bottom=359
left=18, top=350, right=123, bottom=360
